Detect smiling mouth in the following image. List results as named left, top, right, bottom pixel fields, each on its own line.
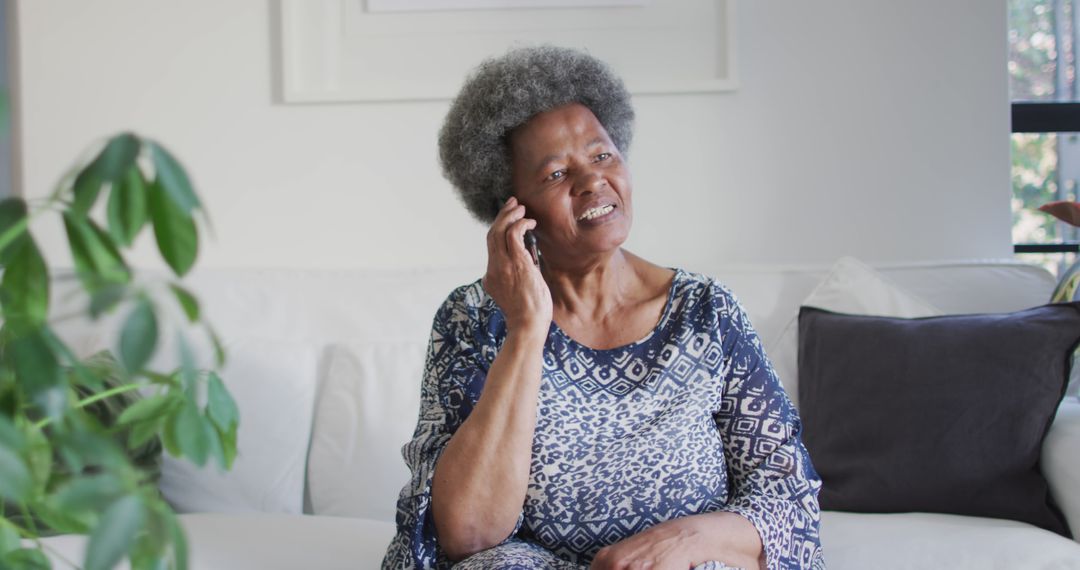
left=578, top=204, right=615, bottom=221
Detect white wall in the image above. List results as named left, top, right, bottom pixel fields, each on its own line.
left=12, top=0, right=1012, bottom=275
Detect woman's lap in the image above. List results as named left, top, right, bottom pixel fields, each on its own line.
left=449, top=540, right=742, bottom=570
left=450, top=540, right=583, bottom=569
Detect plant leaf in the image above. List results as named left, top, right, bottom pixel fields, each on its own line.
left=2, top=547, right=51, bottom=569
left=128, top=416, right=165, bottom=450
left=56, top=430, right=129, bottom=474
left=160, top=411, right=182, bottom=458
left=95, top=133, right=142, bottom=186
left=147, top=141, right=199, bottom=214
left=61, top=209, right=93, bottom=280
left=0, top=197, right=29, bottom=266
left=85, top=494, right=146, bottom=570
left=164, top=506, right=188, bottom=570
left=71, top=167, right=104, bottom=221
left=220, top=422, right=238, bottom=470
left=147, top=179, right=197, bottom=277
left=52, top=473, right=127, bottom=513
left=30, top=502, right=95, bottom=535
left=73, top=133, right=140, bottom=219
left=117, top=394, right=173, bottom=426
left=89, top=219, right=131, bottom=284
left=0, top=416, right=24, bottom=450
left=7, top=330, right=66, bottom=418
left=206, top=420, right=226, bottom=471
left=129, top=502, right=169, bottom=570
left=89, top=283, right=126, bottom=319
left=24, top=426, right=52, bottom=495
left=47, top=328, right=105, bottom=392
left=177, top=335, right=197, bottom=393
left=0, top=235, right=49, bottom=333
left=0, top=443, right=31, bottom=503
left=169, top=284, right=199, bottom=323
left=142, top=370, right=181, bottom=388
left=119, top=299, right=158, bottom=374
left=206, top=373, right=238, bottom=433
left=106, top=166, right=149, bottom=247
left=63, top=213, right=130, bottom=290
left=0, top=519, right=20, bottom=556
left=206, top=324, right=226, bottom=367
left=172, top=402, right=210, bottom=466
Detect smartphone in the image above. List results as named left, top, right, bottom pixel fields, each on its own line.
left=524, top=229, right=540, bottom=267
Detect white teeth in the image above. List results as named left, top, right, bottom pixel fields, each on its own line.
left=579, top=204, right=614, bottom=221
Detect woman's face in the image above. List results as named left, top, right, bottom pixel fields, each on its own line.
left=509, top=103, right=632, bottom=267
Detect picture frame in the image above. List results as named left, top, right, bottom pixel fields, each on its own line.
left=365, top=0, right=649, bottom=12
left=277, top=0, right=737, bottom=103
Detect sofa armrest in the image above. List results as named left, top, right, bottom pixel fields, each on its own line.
left=1044, top=398, right=1080, bottom=541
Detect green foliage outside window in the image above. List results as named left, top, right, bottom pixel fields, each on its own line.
left=1009, top=0, right=1063, bottom=101
left=1009, top=0, right=1079, bottom=274
left=1012, top=133, right=1061, bottom=243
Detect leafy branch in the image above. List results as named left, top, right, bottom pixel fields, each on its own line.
left=0, top=132, right=237, bottom=570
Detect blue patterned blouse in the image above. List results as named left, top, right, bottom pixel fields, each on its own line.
left=383, top=269, right=825, bottom=569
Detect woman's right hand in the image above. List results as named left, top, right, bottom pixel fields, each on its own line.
left=482, top=196, right=553, bottom=336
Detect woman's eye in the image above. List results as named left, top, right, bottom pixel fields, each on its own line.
left=596, top=152, right=611, bottom=161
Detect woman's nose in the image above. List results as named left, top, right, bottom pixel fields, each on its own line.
left=571, top=169, right=606, bottom=196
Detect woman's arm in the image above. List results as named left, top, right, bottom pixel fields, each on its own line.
left=431, top=197, right=553, bottom=560
left=707, top=287, right=823, bottom=570
left=431, top=328, right=545, bottom=559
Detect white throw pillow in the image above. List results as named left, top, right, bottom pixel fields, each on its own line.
left=159, top=338, right=319, bottom=514
left=768, top=257, right=942, bottom=409
left=307, top=340, right=426, bottom=522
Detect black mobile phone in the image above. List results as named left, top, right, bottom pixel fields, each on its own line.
left=524, top=230, right=540, bottom=267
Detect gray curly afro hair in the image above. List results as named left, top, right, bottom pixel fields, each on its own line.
left=438, top=45, right=635, bottom=223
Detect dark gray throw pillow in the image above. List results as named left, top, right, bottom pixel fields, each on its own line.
left=797, top=302, right=1080, bottom=537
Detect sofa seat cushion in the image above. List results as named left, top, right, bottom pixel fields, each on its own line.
left=36, top=514, right=397, bottom=569
left=820, top=511, right=1080, bottom=569
left=36, top=511, right=1080, bottom=569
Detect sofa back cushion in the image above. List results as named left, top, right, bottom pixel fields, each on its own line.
left=296, top=261, right=1056, bottom=523
left=160, top=338, right=319, bottom=514
left=307, top=341, right=426, bottom=520
left=764, top=257, right=943, bottom=409
left=798, top=303, right=1080, bottom=536
left=704, top=261, right=1055, bottom=350
left=51, top=262, right=1059, bottom=521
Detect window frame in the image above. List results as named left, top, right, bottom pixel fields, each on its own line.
left=1011, top=102, right=1080, bottom=254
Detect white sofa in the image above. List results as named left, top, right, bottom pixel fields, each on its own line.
left=44, top=260, right=1080, bottom=569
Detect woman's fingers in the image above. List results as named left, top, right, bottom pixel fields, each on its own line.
left=481, top=196, right=552, bottom=332
left=504, top=217, right=538, bottom=261
left=486, top=198, right=526, bottom=257
left=485, top=198, right=517, bottom=245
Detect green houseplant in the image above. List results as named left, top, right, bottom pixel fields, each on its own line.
left=0, top=132, right=238, bottom=569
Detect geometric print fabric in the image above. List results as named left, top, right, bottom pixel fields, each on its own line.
left=382, top=269, right=825, bottom=569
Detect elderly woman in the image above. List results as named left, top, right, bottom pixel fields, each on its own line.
left=383, top=46, right=824, bottom=570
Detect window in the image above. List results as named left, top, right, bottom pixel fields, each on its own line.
left=1009, top=0, right=1080, bottom=276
